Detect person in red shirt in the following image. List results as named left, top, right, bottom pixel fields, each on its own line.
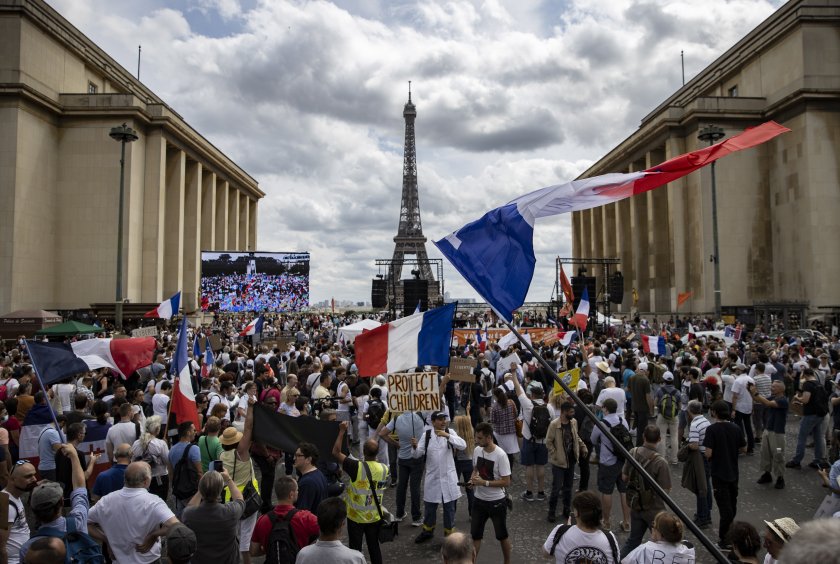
left=250, top=475, right=319, bottom=557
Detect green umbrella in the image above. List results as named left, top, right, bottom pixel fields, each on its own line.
left=35, top=320, right=103, bottom=336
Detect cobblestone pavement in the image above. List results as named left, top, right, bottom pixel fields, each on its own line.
left=370, top=418, right=826, bottom=564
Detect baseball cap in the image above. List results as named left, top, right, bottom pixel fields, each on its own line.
left=167, top=524, right=197, bottom=560
left=638, top=362, right=649, bottom=372
left=30, top=481, right=64, bottom=510
left=527, top=381, right=544, bottom=396
left=663, top=371, right=674, bottom=382
left=430, top=410, right=447, bottom=421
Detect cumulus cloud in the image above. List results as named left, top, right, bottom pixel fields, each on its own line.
left=49, top=0, right=784, bottom=305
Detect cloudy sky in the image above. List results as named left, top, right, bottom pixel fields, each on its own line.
left=51, top=0, right=784, bottom=306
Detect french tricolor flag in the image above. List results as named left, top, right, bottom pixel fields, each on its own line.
left=26, top=337, right=156, bottom=385
left=355, top=303, right=456, bottom=377
left=642, top=335, right=667, bottom=356
left=240, top=315, right=264, bottom=337
left=144, top=291, right=181, bottom=319
left=201, top=339, right=215, bottom=378
left=475, top=329, right=486, bottom=352
left=570, top=287, right=590, bottom=331
left=170, top=316, right=200, bottom=428
left=557, top=331, right=577, bottom=347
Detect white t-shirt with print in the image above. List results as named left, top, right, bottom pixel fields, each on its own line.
left=472, top=445, right=510, bottom=502
left=622, top=540, right=696, bottom=564
left=4, top=490, right=29, bottom=564
left=543, top=525, right=618, bottom=564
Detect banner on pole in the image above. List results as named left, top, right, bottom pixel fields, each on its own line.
left=447, top=357, right=476, bottom=383
left=552, top=367, right=582, bottom=396
left=386, top=372, right=440, bottom=413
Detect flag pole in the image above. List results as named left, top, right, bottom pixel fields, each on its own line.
left=498, top=321, right=729, bottom=564
left=24, top=339, right=67, bottom=443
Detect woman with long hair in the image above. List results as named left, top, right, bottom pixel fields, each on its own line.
left=130, top=415, right=170, bottom=501
left=727, top=521, right=762, bottom=564
left=452, top=415, right=476, bottom=516
left=490, top=385, right=519, bottom=469
left=622, top=511, right=696, bottom=563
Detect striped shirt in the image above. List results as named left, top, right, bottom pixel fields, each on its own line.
left=753, top=374, right=772, bottom=398
left=688, top=414, right=711, bottom=453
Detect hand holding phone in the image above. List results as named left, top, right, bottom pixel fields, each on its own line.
left=210, top=460, right=223, bottom=472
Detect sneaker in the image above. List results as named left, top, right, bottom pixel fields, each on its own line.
left=785, top=460, right=801, bottom=469
left=411, top=519, right=424, bottom=527
left=693, top=518, right=711, bottom=528
left=396, top=513, right=407, bottom=522
left=775, top=477, right=785, bottom=489
left=444, top=528, right=457, bottom=537
left=521, top=491, right=535, bottom=502
left=547, top=513, right=557, bottom=523
left=414, top=530, right=434, bottom=543
left=619, top=521, right=631, bottom=533
left=757, top=472, right=773, bottom=484
left=536, top=491, right=546, bottom=501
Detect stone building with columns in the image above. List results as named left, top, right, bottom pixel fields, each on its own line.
left=0, top=0, right=262, bottom=316
left=571, top=0, right=840, bottom=326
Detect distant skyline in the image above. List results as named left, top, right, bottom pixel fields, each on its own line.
left=50, top=0, right=785, bottom=304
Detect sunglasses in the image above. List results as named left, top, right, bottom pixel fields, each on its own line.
left=10, top=459, right=30, bottom=474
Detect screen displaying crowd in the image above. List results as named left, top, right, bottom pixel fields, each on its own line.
left=200, top=251, right=310, bottom=312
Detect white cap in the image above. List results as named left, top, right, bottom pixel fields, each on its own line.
left=638, top=362, right=649, bottom=372
left=663, top=371, right=674, bottom=382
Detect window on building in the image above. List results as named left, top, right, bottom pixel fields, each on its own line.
left=88, top=82, right=98, bottom=94
left=728, top=85, right=738, bottom=97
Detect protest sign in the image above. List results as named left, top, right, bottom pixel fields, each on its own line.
left=197, top=334, right=223, bottom=352
left=252, top=404, right=346, bottom=463
left=552, top=367, right=582, bottom=396
left=496, top=352, right=521, bottom=376
left=131, top=326, right=158, bottom=338
left=386, top=372, right=440, bottom=412
left=447, top=357, right=476, bottom=383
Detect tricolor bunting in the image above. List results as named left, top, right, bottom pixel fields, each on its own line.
left=433, top=122, right=789, bottom=321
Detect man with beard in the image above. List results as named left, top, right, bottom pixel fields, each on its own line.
left=1, top=460, right=37, bottom=563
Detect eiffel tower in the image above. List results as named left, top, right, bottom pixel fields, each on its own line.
left=388, top=84, right=440, bottom=312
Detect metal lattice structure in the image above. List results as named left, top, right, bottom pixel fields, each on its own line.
left=387, top=84, right=440, bottom=310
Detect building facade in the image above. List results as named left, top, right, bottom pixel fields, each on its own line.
left=0, top=0, right=262, bottom=315
left=571, top=0, right=840, bottom=325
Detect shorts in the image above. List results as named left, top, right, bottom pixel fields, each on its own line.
left=482, top=396, right=492, bottom=409
left=470, top=497, right=509, bottom=541
left=239, top=510, right=258, bottom=550
left=520, top=439, right=548, bottom=466
left=597, top=461, right=627, bottom=494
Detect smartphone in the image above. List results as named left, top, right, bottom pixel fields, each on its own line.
left=210, top=460, right=223, bottom=472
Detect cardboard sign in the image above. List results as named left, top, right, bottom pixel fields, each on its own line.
left=496, top=352, right=521, bottom=376
left=552, top=367, right=582, bottom=396
left=131, top=326, right=158, bottom=338
left=447, top=357, right=476, bottom=383
left=386, top=372, right=440, bottom=413
left=197, top=334, right=223, bottom=352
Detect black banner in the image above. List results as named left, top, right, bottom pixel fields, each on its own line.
left=252, top=404, right=347, bottom=463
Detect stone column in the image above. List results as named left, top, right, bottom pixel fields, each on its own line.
left=616, top=198, right=633, bottom=313
left=646, top=147, right=672, bottom=313
left=141, top=130, right=166, bottom=302
left=666, top=135, right=689, bottom=312
left=248, top=198, right=257, bottom=250
left=201, top=168, right=216, bottom=251
left=163, top=146, right=185, bottom=300
left=215, top=180, right=228, bottom=250
left=572, top=212, right=582, bottom=258
left=629, top=159, right=650, bottom=312
left=183, top=159, right=202, bottom=312
left=228, top=186, right=240, bottom=250
left=580, top=210, right=591, bottom=260
left=239, top=192, right=249, bottom=250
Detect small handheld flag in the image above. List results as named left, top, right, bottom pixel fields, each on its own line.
left=240, top=315, right=264, bottom=337
left=144, top=291, right=181, bottom=320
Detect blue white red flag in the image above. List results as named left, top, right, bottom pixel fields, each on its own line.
left=19, top=404, right=55, bottom=464
left=570, top=287, right=590, bottom=331
left=433, top=122, right=789, bottom=321
left=355, top=303, right=456, bottom=377
left=170, top=316, right=200, bottom=428
left=240, top=315, right=264, bottom=337
left=642, top=335, right=667, bottom=356
left=193, top=335, right=201, bottom=359
left=557, top=331, right=577, bottom=347
left=475, top=329, right=486, bottom=352
left=144, top=291, right=181, bottom=319
left=26, top=337, right=156, bottom=385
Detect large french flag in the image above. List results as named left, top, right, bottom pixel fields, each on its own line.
left=434, top=122, right=789, bottom=321
left=355, top=303, right=456, bottom=377
left=240, top=315, right=264, bottom=337
left=570, top=287, right=590, bottom=331
left=26, top=337, right=156, bottom=385
left=20, top=404, right=55, bottom=464
left=144, top=291, right=181, bottom=319
left=170, top=316, right=200, bottom=428
left=557, top=331, right=577, bottom=347
left=642, top=335, right=667, bottom=356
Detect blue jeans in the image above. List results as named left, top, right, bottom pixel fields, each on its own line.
left=696, top=456, right=713, bottom=522
left=455, top=458, right=475, bottom=516
left=396, top=457, right=423, bottom=521
left=423, top=499, right=457, bottom=532
left=792, top=414, right=826, bottom=464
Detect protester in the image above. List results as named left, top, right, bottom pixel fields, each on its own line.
left=704, top=400, right=746, bottom=549
left=452, top=415, right=477, bottom=517
left=469, top=421, right=512, bottom=564
left=91, top=443, right=130, bottom=501
left=686, top=399, right=713, bottom=528
left=787, top=369, right=829, bottom=469
left=654, top=371, right=681, bottom=464
left=182, top=469, right=244, bottom=564
left=754, top=380, right=789, bottom=489
left=763, top=517, right=800, bottom=564
left=294, top=496, right=365, bottom=563
left=169, top=421, right=203, bottom=518
left=731, top=367, right=757, bottom=455
left=489, top=384, right=519, bottom=468
left=197, top=415, right=224, bottom=471
left=440, top=531, right=475, bottom=564
left=250, top=475, right=319, bottom=559
left=1, top=460, right=36, bottom=564
left=165, top=524, right=197, bottom=564
left=591, top=397, right=631, bottom=532
left=727, top=521, right=762, bottom=563
left=629, top=363, right=653, bottom=446
left=510, top=375, right=549, bottom=502
left=88, top=461, right=179, bottom=563
left=413, top=410, right=466, bottom=542
left=545, top=400, right=587, bottom=523
left=380, top=408, right=426, bottom=527
left=294, top=441, right=329, bottom=512
left=542, top=491, right=619, bottom=563
left=219, top=398, right=258, bottom=564
left=621, top=511, right=695, bottom=564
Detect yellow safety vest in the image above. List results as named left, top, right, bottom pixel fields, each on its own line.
left=345, top=459, right=389, bottom=524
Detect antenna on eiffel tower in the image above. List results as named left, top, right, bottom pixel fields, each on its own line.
left=371, top=85, right=444, bottom=319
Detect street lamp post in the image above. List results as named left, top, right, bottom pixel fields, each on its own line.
left=109, top=123, right=139, bottom=332
left=698, top=124, right=726, bottom=320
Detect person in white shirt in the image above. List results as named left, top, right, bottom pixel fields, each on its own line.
left=622, top=511, right=695, bottom=564
left=509, top=375, right=548, bottom=501
left=206, top=381, right=234, bottom=418
left=88, top=462, right=179, bottom=564
left=596, top=377, right=627, bottom=417
left=542, top=490, right=619, bottom=564
left=106, top=403, right=141, bottom=462
left=152, top=381, right=172, bottom=420
left=731, top=372, right=757, bottom=454
left=295, top=497, right=365, bottom=564
left=1, top=460, right=37, bottom=564
left=469, top=422, right=512, bottom=564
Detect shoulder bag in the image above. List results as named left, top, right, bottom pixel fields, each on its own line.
left=233, top=455, right=262, bottom=519
left=363, top=461, right=398, bottom=543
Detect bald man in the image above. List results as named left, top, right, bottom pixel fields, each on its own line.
left=92, top=443, right=132, bottom=501
left=2, top=460, right=37, bottom=564
left=441, top=531, right=475, bottom=564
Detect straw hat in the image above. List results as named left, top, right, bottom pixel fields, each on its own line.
left=596, top=361, right=611, bottom=374
left=764, top=517, right=800, bottom=543
left=219, top=426, right=243, bottom=446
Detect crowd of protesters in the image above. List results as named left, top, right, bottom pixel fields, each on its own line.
left=0, top=310, right=839, bottom=563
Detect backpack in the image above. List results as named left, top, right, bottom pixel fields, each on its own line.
left=171, top=444, right=199, bottom=500
left=480, top=369, right=494, bottom=395
left=264, top=509, right=300, bottom=564
left=32, top=517, right=104, bottom=564
left=626, top=448, right=658, bottom=512
left=604, top=418, right=634, bottom=460
left=366, top=399, right=386, bottom=428
left=660, top=390, right=679, bottom=420
left=548, top=523, right=619, bottom=563
left=529, top=404, right=551, bottom=440
left=133, top=441, right=159, bottom=470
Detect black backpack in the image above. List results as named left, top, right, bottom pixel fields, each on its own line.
left=171, top=444, right=199, bottom=500
left=529, top=404, right=551, bottom=440
left=265, top=509, right=300, bottom=564
left=480, top=369, right=494, bottom=395
left=604, top=418, right=634, bottom=460
left=366, top=399, right=386, bottom=428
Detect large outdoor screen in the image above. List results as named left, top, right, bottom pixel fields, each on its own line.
left=200, top=251, right=310, bottom=312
